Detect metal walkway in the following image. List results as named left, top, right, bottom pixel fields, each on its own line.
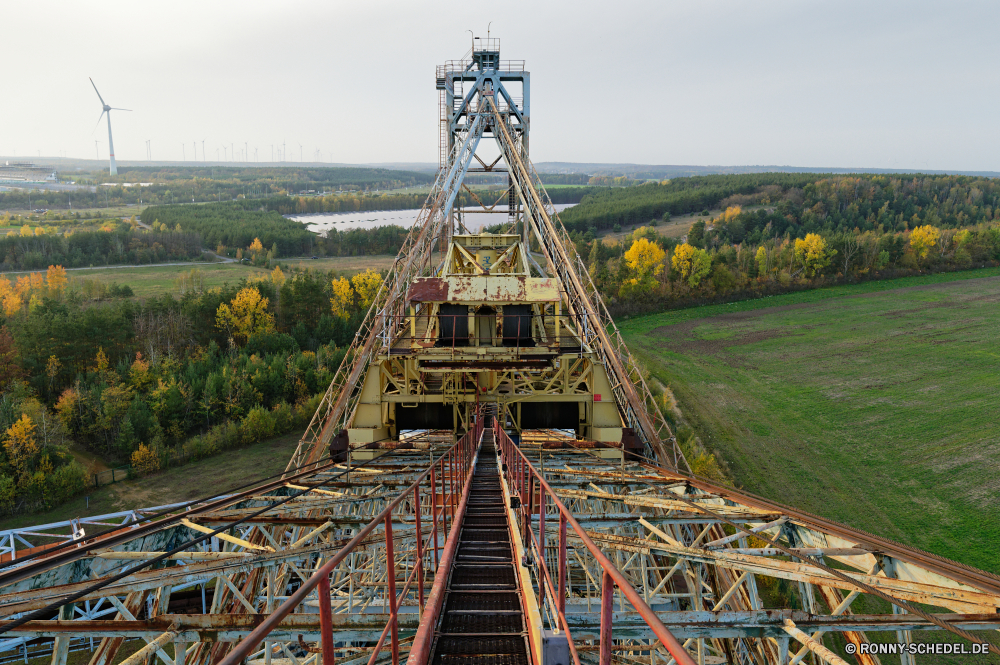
left=429, top=428, right=530, bottom=665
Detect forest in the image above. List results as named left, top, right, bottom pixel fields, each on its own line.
left=560, top=172, right=1000, bottom=235
left=569, top=173, right=1000, bottom=315
left=141, top=203, right=316, bottom=257
left=0, top=259, right=380, bottom=514
left=0, top=224, right=201, bottom=271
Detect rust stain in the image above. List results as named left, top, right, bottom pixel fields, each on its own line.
left=407, top=278, right=449, bottom=302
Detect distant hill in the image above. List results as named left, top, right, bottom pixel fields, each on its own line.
left=7, top=157, right=998, bottom=180
left=533, top=162, right=1000, bottom=179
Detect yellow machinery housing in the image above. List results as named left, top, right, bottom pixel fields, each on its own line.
left=348, top=232, right=624, bottom=445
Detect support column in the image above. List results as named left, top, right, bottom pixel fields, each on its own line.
left=50, top=604, right=73, bottom=665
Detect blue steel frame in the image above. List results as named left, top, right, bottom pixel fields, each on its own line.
left=438, top=38, right=529, bottom=225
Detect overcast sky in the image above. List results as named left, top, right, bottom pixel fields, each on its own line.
left=4, top=0, right=1000, bottom=171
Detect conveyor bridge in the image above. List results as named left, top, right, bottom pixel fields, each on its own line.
left=0, top=37, right=997, bottom=665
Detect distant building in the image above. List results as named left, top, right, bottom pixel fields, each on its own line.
left=0, top=162, right=57, bottom=185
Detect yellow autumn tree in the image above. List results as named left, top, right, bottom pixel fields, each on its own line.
left=93, top=347, right=110, bottom=374
left=19, top=225, right=32, bottom=237
left=351, top=269, right=382, bottom=309
left=3, top=415, right=39, bottom=482
left=754, top=246, right=768, bottom=276
left=909, top=225, right=940, bottom=263
left=722, top=205, right=742, bottom=222
left=793, top=233, right=833, bottom=277
left=215, top=287, right=276, bottom=345
left=130, top=443, right=160, bottom=476
left=249, top=237, right=264, bottom=253
left=330, top=277, right=353, bottom=318
left=671, top=243, right=712, bottom=287
left=0, top=277, right=20, bottom=316
left=270, top=265, right=286, bottom=286
left=624, top=238, right=666, bottom=281
left=46, top=265, right=68, bottom=294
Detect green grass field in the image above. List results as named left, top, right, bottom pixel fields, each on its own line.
left=62, top=262, right=268, bottom=298
left=3, top=255, right=404, bottom=300
left=281, top=254, right=400, bottom=275
left=620, top=268, right=1000, bottom=573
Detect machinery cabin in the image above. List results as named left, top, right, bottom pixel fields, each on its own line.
left=347, top=232, right=624, bottom=450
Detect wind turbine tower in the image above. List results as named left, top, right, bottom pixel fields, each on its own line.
left=89, top=78, right=130, bottom=176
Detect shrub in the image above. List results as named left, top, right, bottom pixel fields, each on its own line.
left=45, top=462, right=88, bottom=504
left=130, top=443, right=161, bottom=476
left=271, top=401, right=294, bottom=434
left=240, top=406, right=276, bottom=445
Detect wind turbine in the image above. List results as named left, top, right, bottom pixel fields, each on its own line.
left=89, top=78, right=130, bottom=176
left=202, top=140, right=206, bottom=162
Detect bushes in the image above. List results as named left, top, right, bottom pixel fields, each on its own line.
left=240, top=406, right=276, bottom=444
left=177, top=398, right=316, bottom=465
left=45, top=462, right=88, bottom=504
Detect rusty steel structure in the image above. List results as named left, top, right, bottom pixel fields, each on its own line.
left=0, top=37, right=998, bottom=665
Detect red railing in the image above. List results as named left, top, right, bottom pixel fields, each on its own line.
left=216, top=418, right=484, bottom=665
left=493, top=422, right=697, bottom=665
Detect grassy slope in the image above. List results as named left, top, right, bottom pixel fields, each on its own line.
left=0, top=432, right=299, bottom=532
left=23, top=255, right=402, bottom=299
left=64, top=262, right=268, bottom=297
left=619, top=268, right=1000, bottom=573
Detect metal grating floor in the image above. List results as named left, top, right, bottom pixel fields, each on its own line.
left=430, top=428, right=530, bottom=665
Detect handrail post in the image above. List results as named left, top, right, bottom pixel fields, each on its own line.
left=429, top=465, right=439, bottom=569
left=318, top=573, right=334, bottom=665
left=558, top=512, right=567, bottom=616
left=413, top=486, right=425, bottom=610
left=600, top=569, right=614, bottom=665
left=524, top=470, right=534, bottom=553
left=538, top=488, right=546, bottom=610
left=385, top=516, right=399, bottom=665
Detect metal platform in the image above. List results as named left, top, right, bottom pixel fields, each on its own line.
left=429, top=429, right=530, bottom=665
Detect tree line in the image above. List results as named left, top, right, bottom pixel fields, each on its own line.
left=1, top=225, right=200, bottom=271
left=0, top=166, right=436, bottom=211
left=560, top=172, right=1000, bottom=238
left=142, top=203, right=315, bottom=257
left=577, top=206, right=1000, bottom=317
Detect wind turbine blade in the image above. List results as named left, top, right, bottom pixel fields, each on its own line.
left=89, top=77, right=106, bottom=106
left=110, top=108, right=132, bottom=112
left=92, top=110, right=107, bottom=133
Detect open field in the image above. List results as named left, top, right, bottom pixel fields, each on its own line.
left=620, top=268, right=1000, bottom=574
left=61, top=261, right=267, bottom=298
left=281, top=254, right=400, bottom=275
left=597, top=209, right=713, bottom=243
left=3, top=255, right=406, bottom=299
left=0, top=431, right=300, bottom=532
